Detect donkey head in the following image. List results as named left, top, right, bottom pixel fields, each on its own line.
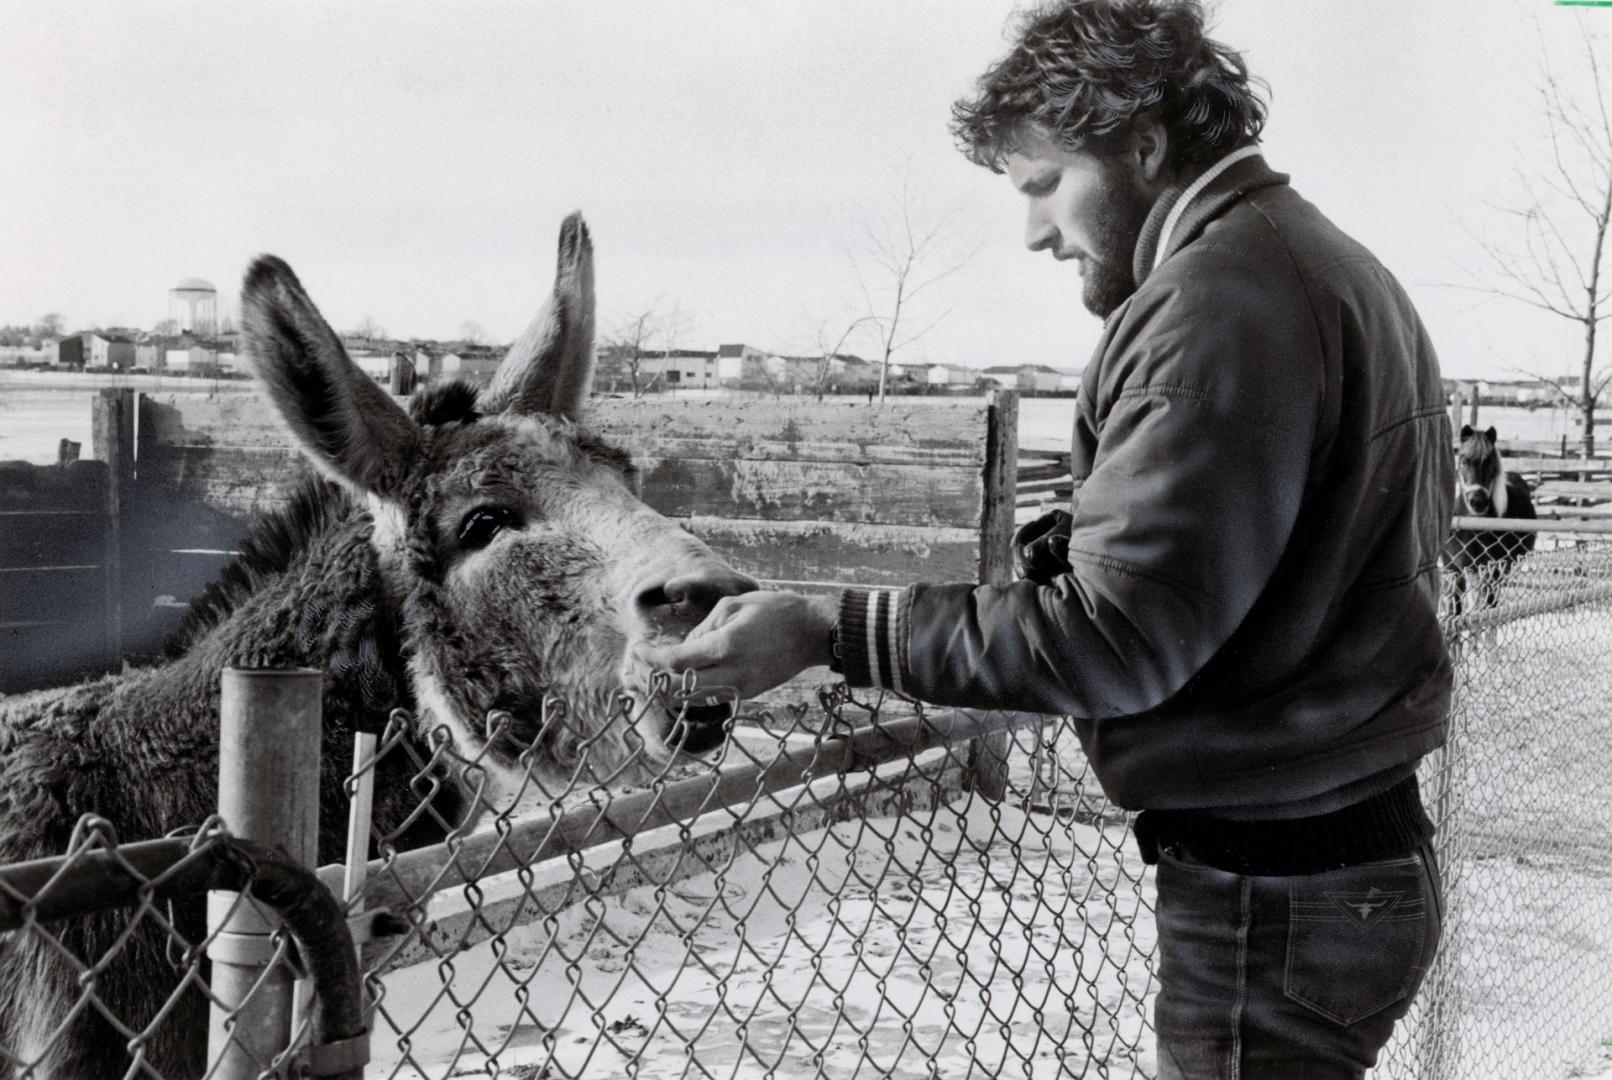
left=1456, top=424, right=1505, bottom=517
left=243, top=214, right=757, bottom=804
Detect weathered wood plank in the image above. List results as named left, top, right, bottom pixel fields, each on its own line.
left=134, top=445, right=307, bottom=519
left=0, top=566, right=107, bottom=625
left=0, top=514, right=108, bottom=570
left=140, top=392, right=993, bottom=466
left=1505, top=456, right=1612, bottom=474
left=979, top=390, right=1019, bottom=590
left=1532, top=481, right=1612, bottom=502
left=93, top=389, right=135, bottom=670
left=0, top=460, right=108, bottom=512
left=637, top=457, right=985, bottom=526
left=684, top=517, right=980, bottom=588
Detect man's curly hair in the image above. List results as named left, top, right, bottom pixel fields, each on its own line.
left=951, top=0, right=1267, bottom=174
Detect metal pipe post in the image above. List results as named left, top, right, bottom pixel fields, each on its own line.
left=207, top=666, right=323, bottom=1079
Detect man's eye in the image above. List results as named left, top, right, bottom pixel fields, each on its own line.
left=457, top=506, right=519, bottom=550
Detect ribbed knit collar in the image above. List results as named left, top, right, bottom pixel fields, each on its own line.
left=1131, top=145, right=1289, bottom=286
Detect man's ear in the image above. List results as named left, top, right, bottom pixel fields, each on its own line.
left=243, top=256, right=421, bottom=498
left=1131, top=117, right=1172, bottom=185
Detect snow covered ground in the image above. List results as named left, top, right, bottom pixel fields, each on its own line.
left=357, top=569, right=1612, bottom=1080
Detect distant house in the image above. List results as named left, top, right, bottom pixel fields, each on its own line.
left=637, top=349, right=721, bottom=389
left=978, top=363, right=1069, bottom=392
left=715, top=343, right=786, bottom=387
left=925, top=363, right=978, bottom=388
left=84, top=332, right=137, bottom=370
left=891, top=362, right=931, bottom=386
left=162, top=336, right=240, bottom=373
left=51, top=337, right=83, bottom=367
left=436, top=347, right=502, bottom=387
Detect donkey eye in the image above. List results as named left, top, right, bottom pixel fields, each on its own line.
left=457, top=506, right=519, bottom=550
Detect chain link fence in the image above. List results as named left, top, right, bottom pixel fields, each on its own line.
left=2, top=520, right=1609, bottom=1078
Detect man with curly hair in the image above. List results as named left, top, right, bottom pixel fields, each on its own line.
left=641, top=2, right=1452, bottom=1074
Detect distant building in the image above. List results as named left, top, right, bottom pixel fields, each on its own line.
left=891, top=362, right=931, bottom=386
left=639, top=349, right=722, bottom=389
left=716, top=343, right=785, bottom=387
left=436, top=347, right=502, bottom=387
left=925, top=363, right=979, bottom=388
left=980, top=363, right=1067, bottom=392
left=84, top=332, right=137, bottom=370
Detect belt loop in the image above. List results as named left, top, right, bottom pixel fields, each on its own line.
left=1133, top=810, right=1161, bottom=865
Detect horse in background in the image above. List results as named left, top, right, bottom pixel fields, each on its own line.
left=1443, top=424, right=1537, bottom=617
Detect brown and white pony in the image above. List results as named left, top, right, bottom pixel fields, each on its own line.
left=0, top=214, right=756, bottom=1078
left=1443, top=423, right=1537, bottom=616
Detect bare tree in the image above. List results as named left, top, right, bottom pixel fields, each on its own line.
left=351, top=314, right=386, bottom=342
left=596, top=298, right=698, bottom=398
left=600, top=304, right=664, bottom=398
left=152, top=318, right=180, bottom=337
left=805, top=314, right=881, bottom=400
left=458, top=319, right=487, bottom=346
left=851, top=165, right=976, bottom=401
left=1453, top=20, right=1611, bottom=456
left=33, top=312, right=65, bottom=338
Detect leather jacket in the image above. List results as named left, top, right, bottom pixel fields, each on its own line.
left=835, top=152, right=1453, bottom=817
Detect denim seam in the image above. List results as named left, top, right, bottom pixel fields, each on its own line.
left=1231, top=877, right=1252, bottom=1079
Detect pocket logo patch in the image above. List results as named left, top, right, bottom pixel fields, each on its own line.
left=1326, top=887, right=1403, bottom=928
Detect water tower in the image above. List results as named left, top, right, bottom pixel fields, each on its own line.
left=168, top=277, right=218, bottom=335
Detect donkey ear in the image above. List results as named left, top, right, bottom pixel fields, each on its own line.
left=1485, top=426, right=1498, bottom=444
left=480, top=213, right=595, bottom=421
left=1459, top=424, right=1473, bottom=440
left=243, top=256, right=420, bottom=497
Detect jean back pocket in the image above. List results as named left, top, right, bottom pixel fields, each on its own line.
left=1283, top=854, right=1437, bottom=1026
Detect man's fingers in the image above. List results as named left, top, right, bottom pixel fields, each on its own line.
left=634, top=632, right=731, bottom=674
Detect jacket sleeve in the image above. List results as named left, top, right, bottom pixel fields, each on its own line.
left=833, top=266, right=1323, bottom=718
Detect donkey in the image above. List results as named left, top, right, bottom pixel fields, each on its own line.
left=1443, top=423, right=1537, bottom=617
left=0, top=214, right=757, bottom=1079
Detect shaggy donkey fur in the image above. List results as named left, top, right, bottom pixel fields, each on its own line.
left=0, top=215, right=754, bottom=1078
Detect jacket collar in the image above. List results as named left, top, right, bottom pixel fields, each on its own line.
left=1131, top=146, right=1289, bottom=285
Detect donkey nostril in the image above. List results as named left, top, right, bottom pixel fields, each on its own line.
left=636, top=584, right=671, bottom=612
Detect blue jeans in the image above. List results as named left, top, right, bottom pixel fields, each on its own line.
left=1153, top=841, right=1444, bottom=1079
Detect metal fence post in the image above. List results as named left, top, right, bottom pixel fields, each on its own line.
left=207, top=666, right=323, bottom=1078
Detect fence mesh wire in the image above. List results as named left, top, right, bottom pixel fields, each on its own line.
left=2, top=523, right=1610, bottom=1078
left=0, top=816, right=343, bottom=1080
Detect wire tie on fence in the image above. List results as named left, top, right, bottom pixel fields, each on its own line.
left=295, top=1030, right=371, bottom=1077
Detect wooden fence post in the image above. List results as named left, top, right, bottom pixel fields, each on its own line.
left=90, top=388, right=134, bottom=673
left=207, top=666, right=323, bottom=1079
left=1448, top=385, right=1465, bottom=445
left=964, top=389, right=1020, bottom=801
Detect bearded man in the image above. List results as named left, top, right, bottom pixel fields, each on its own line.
left=641, top=3, right=1454, bottom=1075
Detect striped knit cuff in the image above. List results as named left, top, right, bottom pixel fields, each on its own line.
left=835, top=588, right=910, bottom=693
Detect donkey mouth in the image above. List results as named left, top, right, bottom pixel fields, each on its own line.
left=665, top=701, right=733, bottom=755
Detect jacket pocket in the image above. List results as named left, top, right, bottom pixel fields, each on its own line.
left=1283, top=854, right=1435, bottom=1026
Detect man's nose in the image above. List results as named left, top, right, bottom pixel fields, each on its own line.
left=1025, top=209, right=1058, bottom=253
left=634, top=567, right=760, bottom=637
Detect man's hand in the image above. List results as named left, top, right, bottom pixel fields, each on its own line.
left=1012, top=509, right=1073, bottom=585
left=633, top=590, right=840, bottom=701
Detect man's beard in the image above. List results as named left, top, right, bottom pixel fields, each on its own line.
left=1080, top=161, right=1155, bottom=318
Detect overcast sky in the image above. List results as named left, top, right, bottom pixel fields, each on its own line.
left=1, top=1, right=1605, bottom=379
